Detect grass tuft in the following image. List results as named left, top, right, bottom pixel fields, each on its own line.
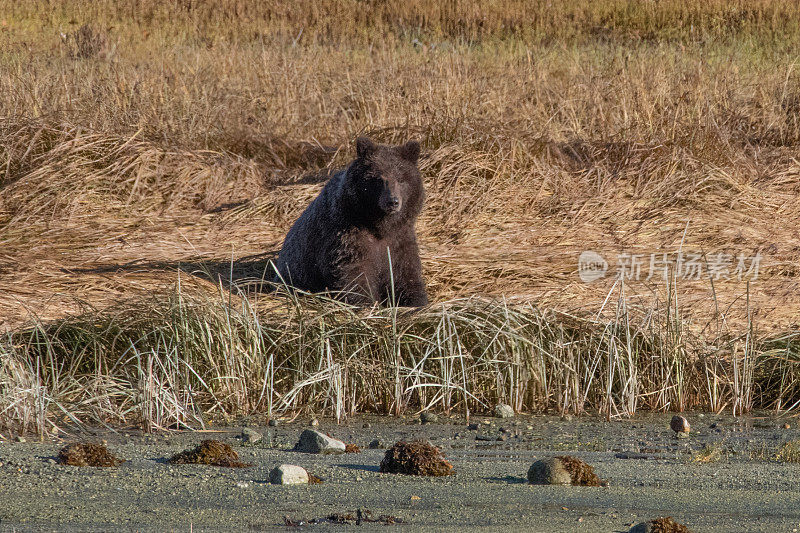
left=774, top=440, right=800, bottom=463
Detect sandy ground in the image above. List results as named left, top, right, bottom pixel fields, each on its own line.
left=1, top=414, right=799, bottom=532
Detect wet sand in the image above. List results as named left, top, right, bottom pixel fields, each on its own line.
left=1, top=414, right=799, bottom=532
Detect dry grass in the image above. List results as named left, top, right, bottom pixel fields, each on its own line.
left=2, top=285, right=799, bottom=434
left=2, top=1, right=800, bottom=433
left=2, top=2, right=800, bottom=331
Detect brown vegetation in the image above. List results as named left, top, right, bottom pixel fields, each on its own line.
left=648, top=517, right=692, bottom=533
left=379, top=440, right=453, bottom=476
left=57, top=442, right=125, bottom=467
left=555, top=455, right=602, bottom=487
left=2, top=1, right=800, bottom=333
left=167, top=439, right=251, bottom=467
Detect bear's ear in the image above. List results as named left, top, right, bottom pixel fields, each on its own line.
left=396, top=140, right=420, bottom=164
left=356, top=137, right=377, bottom=160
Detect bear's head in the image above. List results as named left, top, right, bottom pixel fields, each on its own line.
left=341, top=137, right=424, bottom=229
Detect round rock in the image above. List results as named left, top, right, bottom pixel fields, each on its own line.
left=269, top=464, right=309, bottom=485
left=527, top=457, right=572, bottom=485
left=494, top=404, right=515, bottom=419
left=670, top=415, right=690, bottom=435
left=420, top=412, right=439, bottom=424
left=241, top=428, right=262, bottom=444
left=294, top=429, right=346, bottom=454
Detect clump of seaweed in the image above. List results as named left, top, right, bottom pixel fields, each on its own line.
left=57, top=442, right=125, bottom=467
left=284, top=509, right=403, bottom=526
left=167, top=439, right=251, bottom=468
left=379, top=440, right=453, bottom=476
left=345, top=443, right=361, bottom=453
left=308, top=473, right=324, bottom=484
left=555, top=455, right=602, bottom=486
left=630, top=516, right=692, bottom=533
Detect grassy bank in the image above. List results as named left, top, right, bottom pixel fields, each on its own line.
left=2, top=285, right=799, bottom=437
left=2, top=1, right=800, bottom=434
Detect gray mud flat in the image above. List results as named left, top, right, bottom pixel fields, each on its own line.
left=1, top=414, right=800, bottom=532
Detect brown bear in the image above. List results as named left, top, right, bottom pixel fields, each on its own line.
left=272, top=137, right=428, bottom=307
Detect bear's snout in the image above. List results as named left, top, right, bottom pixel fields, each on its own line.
left=379, top=190, right=403, bottom=214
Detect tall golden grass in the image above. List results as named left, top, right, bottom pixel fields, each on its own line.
left=4, top=284, right=798, bottom=437
left=2, top=1, right=800, bottom=433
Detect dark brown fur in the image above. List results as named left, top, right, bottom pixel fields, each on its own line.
left=273, top=137, right=428, bottom=307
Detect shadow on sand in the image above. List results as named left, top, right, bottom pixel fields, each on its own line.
left=68, top=251, right=279, bottom=293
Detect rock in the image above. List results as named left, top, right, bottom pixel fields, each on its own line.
left=420, top=412, right=438, bottom=424
left=561, top=414, right=574, bottom=422
left=783, top=422, right=791, bottom=430
left=467, top=423, right=479, bottom=430
left=476, top=434, right=495, bottom=442
left=269, top=464, right=309, bottom=485
left=241, top=428, right=262, bottom=445
left=293, top=429, right=346, bottom=454
left=362, top=422, right=371, bottom=429
left=528, top=456, right=602, bottom=486
left=368, top=439, right=383, bottom=449
left=268, top=419, right=278, bottom=427
left=527, top=457, right=572, bottom=485
left=309, top=418, right=319, bottom=427
left=670, top=415, right=690, bottom=435
left=15, top=436, right=25, bottom=443
left=494, top=404, right=515, bottom=418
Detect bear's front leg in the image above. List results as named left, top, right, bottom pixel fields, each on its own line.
left=386, top=232, right=428, bottom=307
